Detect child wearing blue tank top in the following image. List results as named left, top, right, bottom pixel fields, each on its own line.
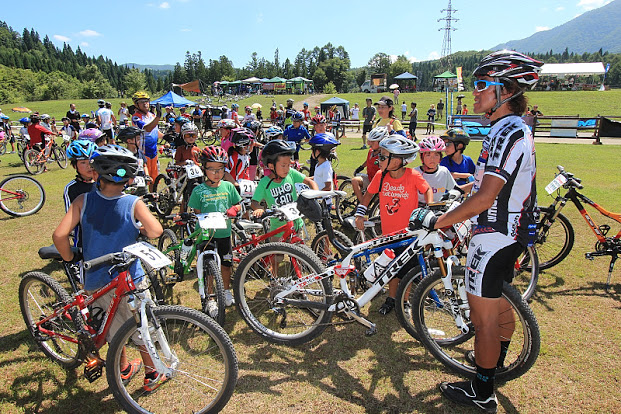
left=53, top=145, right=164, bottom=392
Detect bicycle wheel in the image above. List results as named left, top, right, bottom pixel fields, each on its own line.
left=512, top=246, right=539, bottom=301
left=156, top=229, right=180, bottom=299
left=534, top=209, right=574, bottom=270
left=0, top=175, right=46, bottom=217
left=53, top=147, right=68, bottom=169
left=394, top=265, right=425, bottom=341
left=201, top=131, right=218, bottom=145
left=202, top=256, right=226, bottom=326
left=17, top=141, right=26, bottom=161
left=106, top=305, right=238, bottom=414
left=152, top=174, right=176, bottom=216
left=0, top=140, right=7, bottom=155
left=336, top=179, right=357, bottom=224
left=234, top=242, right=332, bottom=346
left=310, top=229, right=354, bottom=266
left=24, top=149, right=43, bottom=175
left=412, top=267, right=540, bottom=382
left=19, top=271, right=83, bottom=369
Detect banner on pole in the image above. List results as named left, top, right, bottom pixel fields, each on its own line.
left=456, top=67, right=464, bottom=91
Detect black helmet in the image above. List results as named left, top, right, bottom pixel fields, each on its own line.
left=90, top=145, right=139, bottom=184
left=441, top=128, right=470, bottom=146
left=261, top=140, right=296, bottom=166
left=473, top=50, right=543, bottom=89
left=117, top=126, right=145, bottom=143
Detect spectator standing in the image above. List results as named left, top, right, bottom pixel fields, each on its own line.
left=401, top=102, right=407, bottom=120
left=98, top=102, right=116, bottom=145
left=131, top=91, right=161, bottom=189
left=118, top=102, right=130, bottom=125
left=192, top=105, right=203, bottom=130
left=66, top=103, right=81, bottom=132
left=373, top=96, right=406, bottom=137
left=462, top=104, right=469, bottom=115
left=409, top=102, right=418, bottom=141
left=393, top=88, right=400, bottom=105
left=301, top=102, right=311, bottom=121
left=350, top=103, right=361, bottom=132
left=361, top=98, right=376, bottom=149
left=426, top=104, right=436, bottom=134
left=456, top=97, right=463, bottom=114
left=202, top=107, right=213, bottom=134
left=437, top=99, right=445, bottom=120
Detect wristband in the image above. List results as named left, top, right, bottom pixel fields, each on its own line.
left=354, top=204, right=367, bottom=217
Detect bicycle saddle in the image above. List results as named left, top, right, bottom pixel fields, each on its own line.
left=298, top=190, right=347, bottom=200
left=38, top=245, right=80, bottom=260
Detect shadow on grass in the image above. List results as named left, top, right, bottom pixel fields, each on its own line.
left=226, top=305, right=455, bottom=413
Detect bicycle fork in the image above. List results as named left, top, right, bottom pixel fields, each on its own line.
left=196, top=250, right=221, bottom=305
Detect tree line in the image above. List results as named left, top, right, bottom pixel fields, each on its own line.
left=1, top=20, right=620, bottom=104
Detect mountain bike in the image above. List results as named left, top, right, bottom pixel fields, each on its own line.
left=157, top=213, right=227, bottom=325
left=23, top=137, right=68, bottom=175
left=0, top=174, right=46, bottom=217
left=19, top=242, right=238, bottom=414
left=537, top=165, right=621, bottom=290
left=152, top=161, right=203, bottom=216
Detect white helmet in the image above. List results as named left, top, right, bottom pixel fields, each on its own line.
left=379, top=136, right=420, bottom=164
left=367, top=126, right=390, bottom=142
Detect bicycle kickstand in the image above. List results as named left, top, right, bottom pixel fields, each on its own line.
left=606, top=253, right=618, bottom=292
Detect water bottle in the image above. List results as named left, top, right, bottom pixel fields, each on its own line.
left=180, top=239, right=192, bottom=260
left=364, top=249, right=396, bottom=283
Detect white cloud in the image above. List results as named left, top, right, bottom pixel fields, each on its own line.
left=556, top=6, right=565, bottom=11
left=180, top=28, right=191, bottom=32
left=257, top=12, right=263, bottom=23
left=536, top=26, right=551, bottom=32
left=79, top=29, right=101, bottom=37
left=428, top=51, right=440, bottom=61
left=159, top=2, right=170, bottom=8
left=80, top=42, right=89, bottom=47
left=53, top=34, right=70, bottom=42
left=577, top=0, right=611, bottom=11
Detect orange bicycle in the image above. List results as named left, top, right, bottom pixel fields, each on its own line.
left=23, top=136, right=67, bottom=175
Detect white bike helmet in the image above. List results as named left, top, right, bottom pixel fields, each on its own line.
left=367, top=126, right=390, bottom=142
left=379, top=136, right=420, bottom=164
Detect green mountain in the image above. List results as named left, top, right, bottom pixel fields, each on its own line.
left=492, top=0, right=621, bottom=54
left=123, top=63, right=175, bottom=72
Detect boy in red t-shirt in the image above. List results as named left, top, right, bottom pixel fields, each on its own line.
left=351, top=126, right=389, bottom=203
left=355, top=136, right=432, bottom=315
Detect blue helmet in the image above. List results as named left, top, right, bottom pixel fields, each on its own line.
left=309, top=132, right=340, bottom=148
left=265, top=125, right=283, bottom=140
left=291, top=112, right=304, bottom=122
left=0, top=115, right=9, bottom=120
left=19, top=117, right=30, bottom=124
left=174, top=116, right=189, bottom=125
left=67, top=139, right=97, bottom=161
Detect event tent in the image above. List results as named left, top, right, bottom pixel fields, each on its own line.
left=150, top=91, right=196, bottom=108
left=320, top=97, right=350, bottom=119
left=540, top=62, right=606, bottom=77
left=394, top=72, right=417, bottom=80
left=434, top=71, right=457, bottom=79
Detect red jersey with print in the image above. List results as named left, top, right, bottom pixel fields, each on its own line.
left=366, top=149, right=380, bottom=179
left=367, top=169, right=430, bottom=234
left=227, top=152, right=250, bottom=181
left=27, top=124, right=52, bottom=146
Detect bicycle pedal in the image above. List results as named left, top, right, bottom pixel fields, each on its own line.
left=585, top=253, right=594, bottom=260
left=84, top=355, right=105, bottom=383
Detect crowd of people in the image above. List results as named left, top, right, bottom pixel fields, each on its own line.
left=1, top=49, right=545, bottom=412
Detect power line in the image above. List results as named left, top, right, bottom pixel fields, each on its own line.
left=438, top=0, right=458, bottom=68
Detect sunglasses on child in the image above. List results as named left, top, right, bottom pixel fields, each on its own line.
left=378, top=154, right=391, bottom=162
left=473, top=80, right=504, bottom=92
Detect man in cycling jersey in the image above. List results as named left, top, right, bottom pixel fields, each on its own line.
left=410, top=51, right=542, bottom=413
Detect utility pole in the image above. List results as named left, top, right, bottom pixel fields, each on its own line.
left=438, top=0, right=458, bottom=69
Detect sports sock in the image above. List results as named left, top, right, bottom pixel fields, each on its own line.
left=474, top=365, right=496, bottom=399
left=498, top=340, right=511, bottom=368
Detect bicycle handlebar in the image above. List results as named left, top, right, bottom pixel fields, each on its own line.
left=556, top=165, right=583, bottom=189
left=83, top=252, right=127, bottom=270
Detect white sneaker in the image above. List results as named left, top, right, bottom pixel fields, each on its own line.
left=224, top=290, right=235, bottom=307
left=205, top=299, right=219, bottom=318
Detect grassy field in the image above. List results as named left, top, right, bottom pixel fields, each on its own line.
left=4, top=89, right=621, bottom=124
left=1, top=134, right=620, bottom=413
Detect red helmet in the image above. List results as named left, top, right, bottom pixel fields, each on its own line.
left=311, top=114, right=326, bottom=125
left=200, top=145, right=228, bottom=165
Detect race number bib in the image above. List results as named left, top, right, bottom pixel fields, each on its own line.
left=279, top=202, right=302, bottom=221
left=198, top=212, right=228, bottom=230
left=185, top=164, right=203, bottom=179
left=238, top=179, right=256, bottom=198
left=123, top=242, right=171, bottom=269
left=545, top=174, right=567, bottom=194
left=133, top=176, right=146, bottom=187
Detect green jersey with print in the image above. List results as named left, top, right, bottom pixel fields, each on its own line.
left=252, top=169, right=306, bottom=232
left=188, top=181, right=242, bottom=238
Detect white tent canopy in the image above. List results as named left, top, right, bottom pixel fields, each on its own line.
left=541, top=62, right=606, bottom=77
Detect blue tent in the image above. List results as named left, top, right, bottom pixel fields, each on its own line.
left=150, top=91, right=196, bottom=108
left=320, top=96, right=350, bottom=119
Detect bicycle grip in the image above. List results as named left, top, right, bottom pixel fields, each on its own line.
left=83, top=253, right=119, bottom=270
left=557, top=165, right=565, bottom=173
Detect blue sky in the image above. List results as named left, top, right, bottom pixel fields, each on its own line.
left=1, top=0, right=612, bottom=69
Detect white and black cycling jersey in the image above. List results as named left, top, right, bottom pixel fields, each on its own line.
left=471, top=114, right=537, bottom=246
